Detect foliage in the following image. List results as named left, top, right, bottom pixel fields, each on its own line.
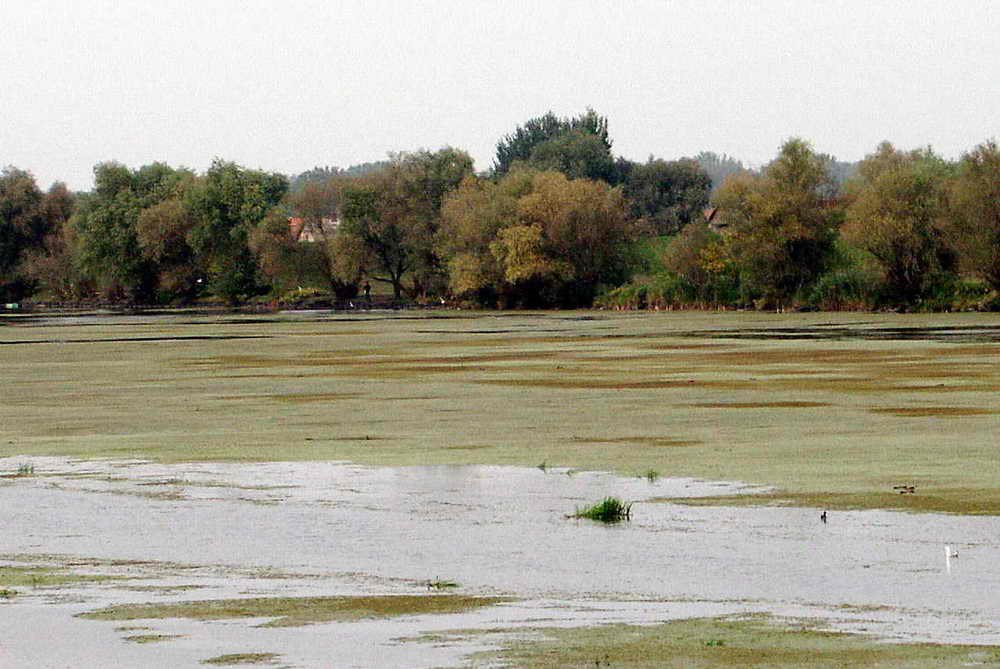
left=289, top=161, right=390, bottom=191
left=715, top=138, right=840, bottom=306
left=842, top=143, right=955, bottom=305
left=943, top=140, right=1000, bottom=290
left=71, top=162, right=194, bottom=301
left=20, top=222, right=90, bottom=301
left=10, top=179, right=80, bottom=300
left=333, top=148, right=473, bottom=299
left=0, top=168, right=71, bottom=301
left=440, top=169, right=632, bottom=307
left=437, top=171, right=529, bottom=302
left=594, top=283, right=648, bottom=310
left=136, top=198, right=200, bottom=301
left=662, top=223, right=715, bottom=295
left=526, top=130, right=618, bottom=183
left=185, top=160, right=288, bottom=304
left=621, top=158, right=712, bottom=234
left=5, top=125, right=999, bottom=311
left=493, top=109, right=612, bottom=179
left=808, top=268, right=878, bottom=310
left=249, top=209, right=321, bottom=295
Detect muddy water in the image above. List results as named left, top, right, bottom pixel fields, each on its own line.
left=1, top=458, right=999, bottom=667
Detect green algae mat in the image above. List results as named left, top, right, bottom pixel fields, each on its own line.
left=2, top=310, right=998, bottom=514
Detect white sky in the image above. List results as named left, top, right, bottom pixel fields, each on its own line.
left=2, top=0, right=998, bottom=190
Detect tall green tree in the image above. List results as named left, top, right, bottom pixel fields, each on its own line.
left=944, top=140, right=1000, bottom=291
left=493, top=109, right=612, bottom=179
left=621, top=158, right=712, bottom=235
left=714, top=138, right=840, bottom=305
left=0, top=167, right=47, bottom=301
left=136, top=196, right=199, bottom=300
left=439, top=169, right=631, bottom=307
left=526, top=130, right=617, bottom=183
left=184, top=160, right=287, bottom=303
left=843, top=142, right=955, bottom=303
left=71, top=162, right=191, bottom=300
left=332, top=148, right=473, bottom=299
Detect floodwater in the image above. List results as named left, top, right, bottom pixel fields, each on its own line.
left=2, top=457, right=999, bottom=667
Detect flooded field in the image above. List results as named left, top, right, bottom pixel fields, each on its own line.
left=1, top=310, right=998, bottom=666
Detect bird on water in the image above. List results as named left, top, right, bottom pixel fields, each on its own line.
left=820, top=511, right=828, bottom=523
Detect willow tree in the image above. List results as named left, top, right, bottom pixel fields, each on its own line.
left=331, top=148, right=473, bottom=299
left=714, top=138, right=840, bottom=306
left=843, top=143, right=955, bottom=304
left=438, top=169, right=632, bottom=307
left=944, top=140, right=1000, bottom=290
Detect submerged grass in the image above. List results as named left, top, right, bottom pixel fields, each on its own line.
left=483, top=616, right=1000, bottom=668
left=78, top=594, right=507, bottom=627
left=573, top=497, right=632, bottom=523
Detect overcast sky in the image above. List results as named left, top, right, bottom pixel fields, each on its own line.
left=3, top=0, right=998, bottom=190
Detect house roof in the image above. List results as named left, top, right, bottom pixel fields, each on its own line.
left=288, top=217, right=306, bottom=241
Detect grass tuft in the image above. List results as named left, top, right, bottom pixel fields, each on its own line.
left=573, top=497, right=632, bottom=523
left=16, top=463, right=34, bottom=476
left=644, top=469, right=659, bottom=483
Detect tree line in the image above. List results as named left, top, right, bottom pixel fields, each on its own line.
left=2, top=110, right=997, bottom=311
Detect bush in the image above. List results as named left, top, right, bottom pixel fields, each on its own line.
left=594, top=283, right=647, bottom=310
left=920, top=276, right=991, bottom=312
left=808, top=267, right=879, bottom=310
left=645, top=274, right=689, bottom=308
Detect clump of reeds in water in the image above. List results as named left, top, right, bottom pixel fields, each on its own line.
left=573, top=497, right=632, bottom=523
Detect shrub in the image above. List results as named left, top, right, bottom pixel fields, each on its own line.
left=921, top=276, right=991, bottom=312
left=808, top=267, right=878, bottom=310
left=594, top=284, right=647, bottom=310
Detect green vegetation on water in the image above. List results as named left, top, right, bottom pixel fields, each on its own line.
left=0, top=564, right=125, bottom=590
left=484, top=616, right=1000, bottom=668
left=123, top=634, right=181, bottom=644
left=78, top=594, right=507, bottom=627
left=2, top=311, right=998, bottom=515
left=201, top=654, right=281, bottom=666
